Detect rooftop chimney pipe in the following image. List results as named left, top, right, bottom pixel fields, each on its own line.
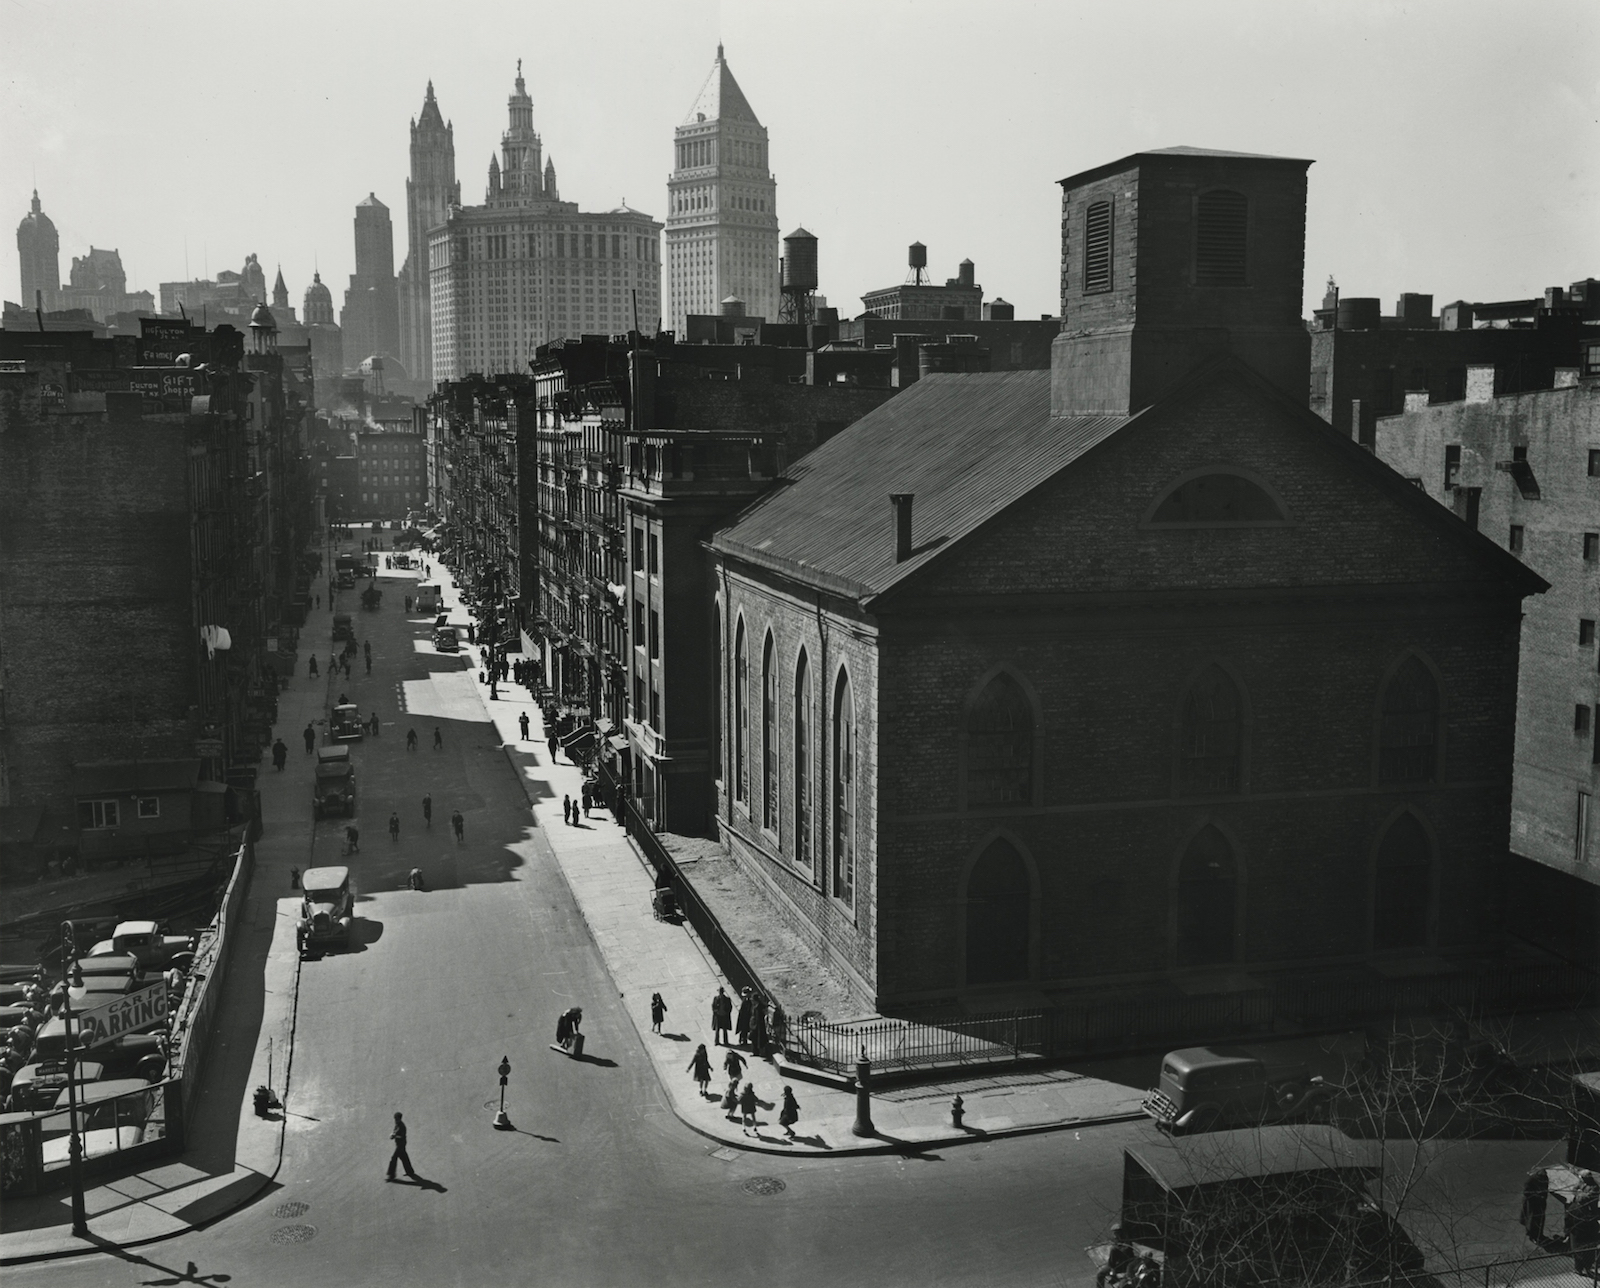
left=891, top=493, right=913, bottom=562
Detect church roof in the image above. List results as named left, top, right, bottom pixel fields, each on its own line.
left=682, top=44, right=760, bottom=127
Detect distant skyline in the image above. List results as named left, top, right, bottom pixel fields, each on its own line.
left=4, top=0, right=1597, bottom=329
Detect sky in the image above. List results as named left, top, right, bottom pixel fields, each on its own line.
left=4, top=0, right=1597, bottom=326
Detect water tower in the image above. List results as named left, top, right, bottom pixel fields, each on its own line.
left=779, top=227, right=818, bottom=325
left=906, top=241, right=929, bottom=286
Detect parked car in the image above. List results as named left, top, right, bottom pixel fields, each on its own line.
left=86, top=921, right=193, bottom=970
left=298, top=866, right=355, bottom=954
left=332, top=613, right=355, bottom=641
left=1142, top=1046, right=1333, bottom=1135
left=313, top=745, right=357, bottom=817
left=10, top=1060, right=105, bottom=1110
left=432, top=625, right=460, bottom=653
left=336, top=569, right=354, bottom=590
left=416, top=582, right=441, bottom=614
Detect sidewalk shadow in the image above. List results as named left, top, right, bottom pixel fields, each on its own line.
left=790, top=1132, right=831, bottom=1149
left=391, top=1175, right=447, bottom=1192
left=571, top=1052, right=618, bottom=1067
left=660, top=1033, right=692, bottom=1042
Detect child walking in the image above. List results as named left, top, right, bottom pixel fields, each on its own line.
left=650, top=992, right=667, bottom=1034
left=688, top=1044, right=713, bottom=1099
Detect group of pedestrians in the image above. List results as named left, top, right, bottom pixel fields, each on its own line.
left=560, top=783, right=596, bottom=826
left=1523, top=1166, right=1600, bottom=1272
left=685, top=1042, right=801, bottom=1139
left=709, top=985, right=785, bottom=1056
left=405, top=727, right=445, bottom=752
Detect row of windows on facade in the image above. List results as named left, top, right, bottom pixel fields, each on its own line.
left=675, top=137, right=766, bottom=171
left=79, top=797, right=159, bottom=828
left=673, top=189, right=768, bottom=215
left=1077, top=188, right=1248, bottom=294
left=452, top=232, right=659, bottom=263
left=960, top=811, right=1442, bottom=988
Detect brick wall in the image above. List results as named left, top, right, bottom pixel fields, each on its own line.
left=0, top=371, right=197, bottom=822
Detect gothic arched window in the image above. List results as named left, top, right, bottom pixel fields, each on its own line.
left=1374, top=813, right=1433, bottom=951
left=1379, top=657, right=1440, bottom=785
left=833, top=669, right=855, bottom=907
left=734, top=617, right=748, bottom=805
left=1179, top=667, right=1243, bottom=797
left=1176, top=826, right=1238, bottom=967
left=965, top=838, right=1031, bottom=986
left=762, top=632, right=778, bottom=833
left=795, top=650, right=812, bottom=873
left=965, top=674, right=1034, bottom=808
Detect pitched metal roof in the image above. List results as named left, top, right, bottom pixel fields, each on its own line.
left=710, top=370, right=1136, bottom=602
left=683, top=46, right=760, bottom=126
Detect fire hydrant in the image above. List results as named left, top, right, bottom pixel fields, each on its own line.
left=951, top=1094, right=965, bottom=1129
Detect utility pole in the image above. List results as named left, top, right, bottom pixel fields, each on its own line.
left=60, top=922, right=88, bottom=1236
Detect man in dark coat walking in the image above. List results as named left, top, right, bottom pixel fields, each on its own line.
left=303, top=723, right=316, bottom=754
left=272, top=738, right=288, bottom=771
left=386, top=1111, right=417, bottom=1180
left=711, top=986, right=732, bottom=1046
left=735, top=988, right=754, bottom=1048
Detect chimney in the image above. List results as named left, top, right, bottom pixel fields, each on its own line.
left=890, top=493, right=913, bottom=562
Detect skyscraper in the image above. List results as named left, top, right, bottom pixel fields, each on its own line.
left=341, top=194, right=400, bottom=371
left=399, top=82, right=459, bottom=390
left=429, top=64, right=661, bottom=382
left=15, top=190, right=60, bottom=309
left=666, top=46, right=779, bottom=336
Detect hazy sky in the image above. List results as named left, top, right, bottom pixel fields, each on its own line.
left=4, top=0, right=1597, bottom=326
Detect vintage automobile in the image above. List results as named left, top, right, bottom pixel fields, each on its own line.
left=1142, top=1046, right=1334, bottom=1135
left=332, top=613, right=355, bottom=641
left=42, top=1079, right=162, bottom=1165
left=85, top=921, right=193, bottom=970
left=313, top=745, right=357, bottom=817
left=415, top=582, right=441, bottom=614
left=10, top=1059, right=106, bottom=1110
left=336, top=569, right=355, bottom=590
left=331, top=703, right=365, bottom=742
left=360, top=585, right=382, bottom=611
left=432, top=624, right=460, bottom=653
left=297, top=866, right=355, bottom=954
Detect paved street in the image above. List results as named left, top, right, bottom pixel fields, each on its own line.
left=0, top=547, right=1573, bottom=1288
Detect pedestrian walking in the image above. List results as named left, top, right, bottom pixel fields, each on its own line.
left=750, top=996, right=769, bottom=1057
left=389, top=812, right=400, bottom=843
left=688, top=1044, right=713, bottom=1099
left=304, top=723, right=316, bottom=754
left=739, top=1081, right=758, bottom=1134
left=466, top=622, right=475, bottom=645
left=548, top=735, right=559, bottom=764
left=723, top=1047, right=746, bottom=1085
left=345, top=824, right=360, bottom=854
left=563, top=794, right=574, bottom=826
left=406, top=728, right=418, bottom=752
left=308, top=655, right=319, bottom=678
left=779, top=1086, right=800, bottom=1139
left=329, top=653, right=337, bottom=677
left=451, top=809, right=464, bottom=843
left=519, top=711, right=530, bottom=740
left=711, top=987, right=732, bottom=1046
left=364, top=640, right=372, bottom=661
left=386, top=1111, right=416, bottom=1181
left=365, top=654, right=372, bottom=676
left=1521, top=1166, right=1549, bottom=1243
left=272, top=738, right=288, bottom=771
left=316, top=593, right=321, bottom=610
left=735, top=988, right=754, bottom=1048
left=369, top=712, right=380, bottom=737
left=422, top=793, right=432, bottom=827
left=433, top=727, right=443, bottom=750
left=404, top=595, right=413, bottom=612
left=580, top=782, right=592, bottom=819
left=650, top=992, right=667, bottom=1034
left=722, top=1076, right=741, bottom=1117
left=770, top=1000, right=788, bottom=1053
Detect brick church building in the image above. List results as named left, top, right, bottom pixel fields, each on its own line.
left=705, top=148, right=1547, bottom=1021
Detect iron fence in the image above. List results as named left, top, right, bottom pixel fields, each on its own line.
left=788, top=1011, right=1045, bottom=1078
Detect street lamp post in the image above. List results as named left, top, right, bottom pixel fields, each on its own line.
left=59, top=922, right=88, bottom=1236
left=494, top=1056, right=512, bottom=1130
left=851, top=1044, right=875, bottom=1138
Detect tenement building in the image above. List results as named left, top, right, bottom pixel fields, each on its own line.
left=705, top=147, right=1548, bottom=1031
left=429, top=64, right=662, bottom=382
left=666, top=45, right=779, bottom=336
left=1375, top=351, right=1600, bottom=965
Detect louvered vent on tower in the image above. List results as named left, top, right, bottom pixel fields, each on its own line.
left=1084, top=201, right=1113, bottom=294
left=1195, top=189, right=1248, bottom=286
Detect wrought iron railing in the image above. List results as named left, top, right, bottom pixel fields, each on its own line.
left=787, top=1012, right=1046, bottom=1078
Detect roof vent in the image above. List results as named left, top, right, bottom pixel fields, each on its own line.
left=890, top=493, right=913, bottom=562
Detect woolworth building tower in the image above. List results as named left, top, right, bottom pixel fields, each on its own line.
left=666, top=45, right=779, bottom=335
left=399, top=81, right=459, bottom=390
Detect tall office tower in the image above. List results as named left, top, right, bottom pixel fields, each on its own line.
left=666, top=45, right=779, bottom=336
left=399, top=82, right=459, bottom=389
left=16, top=190, right=60, bottom=309
left=429, top=64, right=662, bottom=382
left=341, top=194, right=401, bottom=370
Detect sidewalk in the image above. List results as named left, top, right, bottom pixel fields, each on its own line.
left=430, top=563, right=1148, bottom=1156
left=0, top=544, right=341, bottom=1265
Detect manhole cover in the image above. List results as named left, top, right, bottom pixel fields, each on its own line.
left=269, top=1224, right=318, bottom=1244
left=742, top=1176, right=786, bottom=1197
left=272, top=1201, right=310, bottom=1219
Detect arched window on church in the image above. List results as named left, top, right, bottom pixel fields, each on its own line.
left=965, top=838, right=1031, bottom=986
left=1379, top=657, right=1440, bottom=785
left=734, top=618, right=748, bottom=805
left=762, top=632, right=778, bottom=834
left=1374, top=813, right=1433, bottom=951
left=833, top=669, right=855, bottom=907
left=1179, top=667, right=1243, bottom=797
left=965, top=674, right=1034, bottom=808
left=795, top=650, right=812, bottom=873
left=1176, top=826, right=1238, bottom=967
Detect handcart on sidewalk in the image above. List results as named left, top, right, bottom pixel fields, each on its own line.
left=651, top=882, right=678, bottom=923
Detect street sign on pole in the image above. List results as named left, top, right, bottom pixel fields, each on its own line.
left=77, top=982, right=168, bottom=1049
